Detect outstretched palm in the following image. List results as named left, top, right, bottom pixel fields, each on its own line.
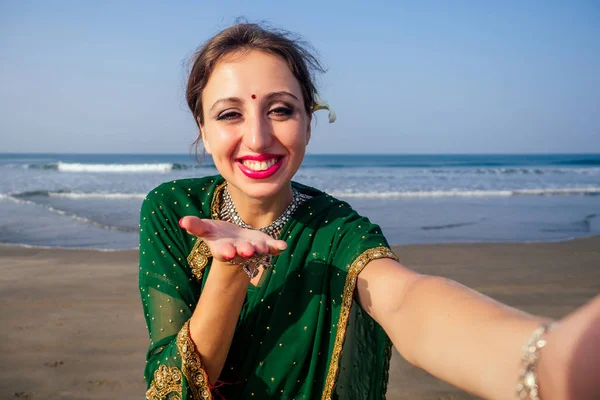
left=179, top=216, right=287, bottom=263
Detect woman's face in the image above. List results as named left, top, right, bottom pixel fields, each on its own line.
left=200, top=50, right=311, bottom=200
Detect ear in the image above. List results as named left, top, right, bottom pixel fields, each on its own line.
left=305, top=114, right=312, bottom=145
left=198, top=118, right=212, bottom=154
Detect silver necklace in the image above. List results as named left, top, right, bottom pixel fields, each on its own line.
left=220, top=184, right=309, bottom=238
left=219, top=184, right=310, bottom=282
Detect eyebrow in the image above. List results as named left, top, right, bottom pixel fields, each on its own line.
left=266, top=91, right=300, bottom=102
left=209, top=91, right=300, bottom=113
left=209, top=97, right=243, bottom=113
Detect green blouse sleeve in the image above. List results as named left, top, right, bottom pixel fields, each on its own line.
left=139, top=184, right=212, bottom=400
left=316, top=200, right=398, bottom=400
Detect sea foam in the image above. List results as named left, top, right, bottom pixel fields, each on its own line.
left=56, top=162, right=174, bottom=173
left=331, top=187, right=600, bottom=198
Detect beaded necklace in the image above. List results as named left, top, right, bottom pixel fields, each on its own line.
left=218, top=184, right=310, bottom=281
left=220, top=184, right=309, bottom=238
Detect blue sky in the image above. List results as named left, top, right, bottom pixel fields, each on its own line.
left=1, top=1, right=599, bottom=154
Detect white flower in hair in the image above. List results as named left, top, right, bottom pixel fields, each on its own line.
left=312, top=93, right=336, bottom=123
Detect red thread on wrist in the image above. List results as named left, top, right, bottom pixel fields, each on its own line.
left=186, top=321, right=235, bottom=399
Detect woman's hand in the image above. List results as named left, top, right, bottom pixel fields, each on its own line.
left=179, top=216, right=287, bottom=264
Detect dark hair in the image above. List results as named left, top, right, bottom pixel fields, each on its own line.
left=186, top=22, right=325, bottom=156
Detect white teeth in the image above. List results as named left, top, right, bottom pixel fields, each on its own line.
left=242, top=158, right=278, bottom=171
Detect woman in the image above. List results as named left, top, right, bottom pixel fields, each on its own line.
left=139, top=23, right=600, bottom=399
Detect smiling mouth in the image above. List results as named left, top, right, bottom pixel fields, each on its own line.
left=237, top=156, right=283, bottom=171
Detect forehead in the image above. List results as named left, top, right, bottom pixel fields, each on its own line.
left=203, top=50, right=303, bottom=100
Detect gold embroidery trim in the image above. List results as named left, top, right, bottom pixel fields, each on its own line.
left=210, top=181, right=227, bottom=220
left=187, top=240, right=211, bottom=281
left=186, top=181, right=227, bottom=281
left=321, top=246, right=398, bottom=400
left=146, top=364, right=183, bottom=400
left=177, top=320, right=213, bottom=399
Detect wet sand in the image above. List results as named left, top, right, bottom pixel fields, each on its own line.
left=1, top=237, right=599, bottom=399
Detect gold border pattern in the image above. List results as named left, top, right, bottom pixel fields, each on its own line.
left=321, top=246, right=398, bottom=400
left=146, top=365, right=183, bottom=400
left=186, top=181, right=227, bottom=282
left=176, top=320, right=213, bottom=399
left=210, top=181, right=227, bottom=220
left=187, top=240, right=211, bottom=281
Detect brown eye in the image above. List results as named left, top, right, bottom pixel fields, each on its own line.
left=217, top=111, right=241, bottom=121
left=269, top=107, right=293, bottom=117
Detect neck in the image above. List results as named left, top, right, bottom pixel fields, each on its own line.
left=226, top=183, right=294, bottom=229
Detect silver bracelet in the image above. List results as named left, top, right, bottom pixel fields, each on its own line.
left=517, top=322, right=554, bottom=400
left=240, top=259, right=259, bottom=279
left=238, top=254, right=273, bottom=279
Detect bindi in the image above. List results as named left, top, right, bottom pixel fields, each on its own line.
left=251, top=94, right=256, bottom=99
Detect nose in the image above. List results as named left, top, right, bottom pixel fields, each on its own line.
left=243, top=112, right=273, bottom=152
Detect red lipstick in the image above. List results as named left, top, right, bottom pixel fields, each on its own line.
left=236, top=154, right=283, bottom=179
left=236, top=153, right=281, bottom=162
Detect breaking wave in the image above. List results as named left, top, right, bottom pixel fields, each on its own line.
left=331, top=187, right=600, bottom=198
left=23, top=162, right=206, bottom=173
left=10, top=190, right=146, bottom=200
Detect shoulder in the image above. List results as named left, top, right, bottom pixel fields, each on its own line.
left=292, top=181, right=386, bottom=242
left=145, top=175, right=223, bottom=202
left=300, top=184, right=390, bottom=250
left=141, top=175, right=224, bottom=218
left=293, top=181, right=358, bottom=223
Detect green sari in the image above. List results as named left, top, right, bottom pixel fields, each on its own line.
left=139, top=175, right=397, bottom=399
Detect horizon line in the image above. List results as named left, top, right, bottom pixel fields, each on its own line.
left=2, top=151, right=600, bottom=156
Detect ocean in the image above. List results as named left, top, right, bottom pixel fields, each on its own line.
left=1, top=153, right=599, bottom=250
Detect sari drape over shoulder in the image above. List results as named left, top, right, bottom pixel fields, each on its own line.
left=139, top=175, right=397, bottom=399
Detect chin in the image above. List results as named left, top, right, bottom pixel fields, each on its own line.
left=243, top=181, right=290, bottom=199
left=228, top=173, right=293, bottom=200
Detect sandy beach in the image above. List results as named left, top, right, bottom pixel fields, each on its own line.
left=1, top=237, right=599, bottom=400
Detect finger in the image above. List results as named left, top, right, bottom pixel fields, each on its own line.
left=212, top=241, right=237, bottom=262
left=252, top=241, right=269, bottom=256
left=179, top=216, right=211, bottom=238
left=235, top=241, right=255, bottom=259
left=267, top=239, right=288, bottom=255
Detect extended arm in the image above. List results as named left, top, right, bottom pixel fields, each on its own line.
left=180, top=216, right=287, bottom=382
left=357, top=258, right=600, bottom=400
